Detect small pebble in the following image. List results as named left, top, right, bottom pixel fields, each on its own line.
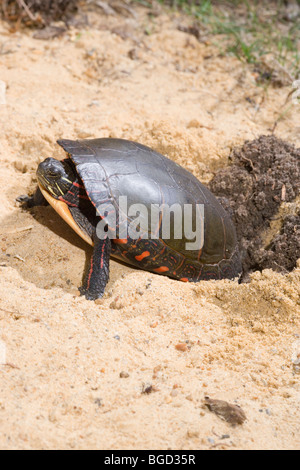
left=136, top=289, right=144, bottom=296
left=94, top=398, right=102, bottom=407
left=186, top=430, right=199, bottom=438
left=120, top=371, right=129, bottom=378
left=88, top=100, right=100, bottom=107
left=142, top=383, right=159, bottom=394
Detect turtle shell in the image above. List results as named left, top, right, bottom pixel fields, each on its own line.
left=57, top=138, right=241, bottom=281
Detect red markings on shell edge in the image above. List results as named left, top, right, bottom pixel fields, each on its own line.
left=114, top=239, right=128, bottom=245
left=180, top=277, right=189, bottom=282
left=135, top=251, right=150, bottom=262
left=154, top=266, right=169, bottom=273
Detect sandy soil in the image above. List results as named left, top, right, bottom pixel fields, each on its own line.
left=0, top=4, right=299, bottom=450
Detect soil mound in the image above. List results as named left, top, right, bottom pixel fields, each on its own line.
left=209, top=135, right=300, bottom=278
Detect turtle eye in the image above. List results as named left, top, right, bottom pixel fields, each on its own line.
left=47, top=169, right=60, bottom=178
left=46, top=164, right=63, bottom=179
left=50, top=170, right=63, bottom=180
left=40, top=158, right=64, bottom=180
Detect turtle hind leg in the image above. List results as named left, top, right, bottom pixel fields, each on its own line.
left=80, top=234, right=112, bottom=301
left=17, top=186, right=49, bottom=208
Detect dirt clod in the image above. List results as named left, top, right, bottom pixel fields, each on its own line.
left=204, top=397, right=247, bottom=425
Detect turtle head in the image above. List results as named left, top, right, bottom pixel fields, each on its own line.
left=37, top=158, right=76, bottom=198
left=36, top=157, right=94, bottom=248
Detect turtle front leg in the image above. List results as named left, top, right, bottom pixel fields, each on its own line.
left=17, top=186, right=49, bottom=208
left=80, top=234, right=112, bottom=301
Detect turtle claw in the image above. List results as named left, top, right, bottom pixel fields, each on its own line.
left=17, top=194, right=35, bottom=208
left=17, top=187, right=49, bottom=208
left=79, top=286, right=104, bottom=301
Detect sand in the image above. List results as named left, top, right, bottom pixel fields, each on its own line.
left=0, top=5, right=299, bottom=450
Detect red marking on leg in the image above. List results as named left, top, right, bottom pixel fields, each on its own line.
left=100, top=239, right=106, bottom=268
left=73, top=182, right=84, bottom=189
left=87, top=253, right=94, bottom=289
left=58, top=196, right=77, bottom=207
left=87, top=239, right=107, bottom=290
left=135, top=251, right=150, bottom=262
left=154, top=266, right=169, bottom=273
left=68, top=190, right=85, bottom=199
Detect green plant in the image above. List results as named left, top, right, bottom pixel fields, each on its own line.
left=134, top=0, right=300, bottom=77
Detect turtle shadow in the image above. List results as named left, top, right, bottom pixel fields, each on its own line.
left=32, top=206, right=89, bottom=250
left=27, top=205, right=93, bottom=287
left=22, top=204, right=135, bottom=290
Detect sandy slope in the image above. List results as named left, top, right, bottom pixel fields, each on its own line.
left=0, top=6, right=299, bottom=449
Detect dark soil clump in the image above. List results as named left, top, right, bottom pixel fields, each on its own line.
left=265, top=212, right=300, bottom=273
left=209, top=135, right=300, bottom=279
left=0, top=0, right=79, bottom=27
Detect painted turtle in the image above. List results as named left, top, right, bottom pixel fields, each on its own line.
left=22, top=138, right=241, bottom=300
